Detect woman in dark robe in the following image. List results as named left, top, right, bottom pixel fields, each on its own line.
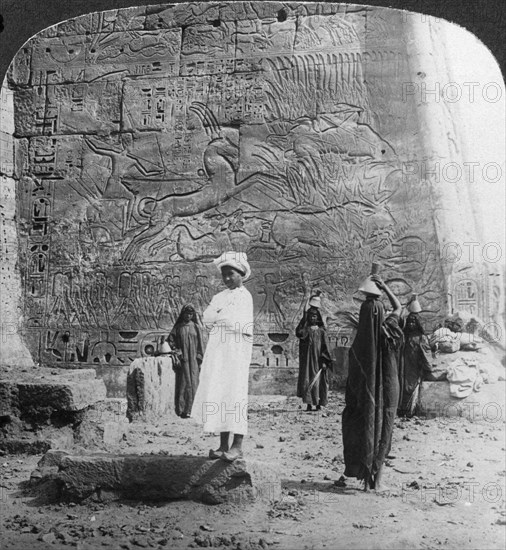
left=341, top=274, right=403, bottom=491
left=168, top=304, right=204, bottom=418
left=398, top=310, right=432, bottom=417
left=296, top=306, right=332, bottom=412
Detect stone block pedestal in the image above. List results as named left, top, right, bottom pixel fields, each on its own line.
left=0, top=367, right=117, bottom=453
left=126, top=357, right=176, bottom=422
left=32, top=450, right=281, bottom=505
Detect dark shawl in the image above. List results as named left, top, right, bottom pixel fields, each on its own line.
left=342, top=298, right=402, bottom=483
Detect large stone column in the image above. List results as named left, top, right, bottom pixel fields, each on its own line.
left=0, top=85, right=34, bottom=367
left=405, top=15, right=505, bottom=343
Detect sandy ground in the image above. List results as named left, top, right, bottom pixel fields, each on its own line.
left=1, top=390, right=505, bottom=550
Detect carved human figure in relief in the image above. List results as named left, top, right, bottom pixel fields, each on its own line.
left=121, top=121, right=280, bottom=261
left=256, top=273, right=289, bottom=329
left=84, top=134, right=164, bottom=200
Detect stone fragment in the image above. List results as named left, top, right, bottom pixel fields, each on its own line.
left=418, top=381, right=506, bottom=421
left=0, top=367, right=107, bottom=454
left=33, top=452, right=280, bottom=505
left=126, top=357, right=176, bottom=422
left=76, top=399, right=129, bottom=447
left=0, top=368, right=107, bottom=420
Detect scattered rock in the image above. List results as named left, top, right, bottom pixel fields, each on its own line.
left=39, top=532, right=56, bottom=543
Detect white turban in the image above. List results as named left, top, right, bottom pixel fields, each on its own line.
left=213, top=251, right=251, bottom=281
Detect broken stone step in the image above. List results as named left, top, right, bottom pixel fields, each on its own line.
left=32, top=451, right=281, bottom=505
left=0, top=368, right=107, bottom=416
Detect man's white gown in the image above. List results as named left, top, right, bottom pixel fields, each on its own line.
left=191, top=286, right=253, bottom=434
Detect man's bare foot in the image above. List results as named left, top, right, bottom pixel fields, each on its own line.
left=221, top=447, right=243, bottom=462
left=306, top=404, right=313, bottom=412
left=209, top=447, right=228, bottom=459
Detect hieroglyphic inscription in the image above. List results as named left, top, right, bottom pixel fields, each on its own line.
left=8, top=3, right=456, bottom=371
left=30, top=28, right=181, bottom=85
left=15, top=82, right=121, bottom=137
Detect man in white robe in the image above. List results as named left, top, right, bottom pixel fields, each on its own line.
left=191, top=251, right=253, bottom=462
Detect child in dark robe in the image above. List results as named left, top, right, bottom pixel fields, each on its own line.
left=168, top=304, right=204, bottom=418
left=296, top=306, right=332, bottom=412
left=398, top=298, right=432, bottom=416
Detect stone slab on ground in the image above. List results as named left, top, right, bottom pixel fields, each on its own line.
left=32, top=450, right=280, bottom=505
left=418, top=380, right=506, bottom=421
left=0, top=367, right=109, bottom=454
left=126, top=357, right=176, bottom=422
left=0, top=367, right=107, bottom=419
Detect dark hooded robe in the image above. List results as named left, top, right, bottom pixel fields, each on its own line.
left=398, top=313, right=432, bottom=417
left=296, top=307, right=332, bottom=407
left=168, top=305, right=204, bottom=418
left=342, top=297, right=403, bottom=485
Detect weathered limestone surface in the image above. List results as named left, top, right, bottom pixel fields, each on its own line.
left=76, top=398, right=129, bottom=447
left=32, top=450, right=281, bottom=504
left=0, top=367, right=107, bottom=419
left=126, top=356, right=176, bottom=421
left=0, top=2, right=503, bottom=393
left=0, top=87, right=35, bottom=369
left=0, top=367, right=113, bottom=453
left=418, top=381, right=506, bottom=421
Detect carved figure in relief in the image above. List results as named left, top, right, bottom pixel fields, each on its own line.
left=297, top=14, right=360, bottom=48
left=121, top=147, right=280, bottom=261
left=292, top=272, right=317, bottom=323
left=49, top=272, right=71, bottom=327
left=90, top=96, right=395, bottom=261
left=84, top=134, right=164, bottom=201
left=148, top=223, right=217, bottom=262
left=265, top=109, right=396, bottom=190
left=256, top=273, right=290, bottom=329
left=206, top=210, right=260, bottom=254
left=154, top=279, right=173, bottom=329
left=94, top=31, right=178, bottom=63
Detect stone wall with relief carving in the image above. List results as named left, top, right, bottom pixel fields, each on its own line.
left=5, top=2, right=456, bottom=389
